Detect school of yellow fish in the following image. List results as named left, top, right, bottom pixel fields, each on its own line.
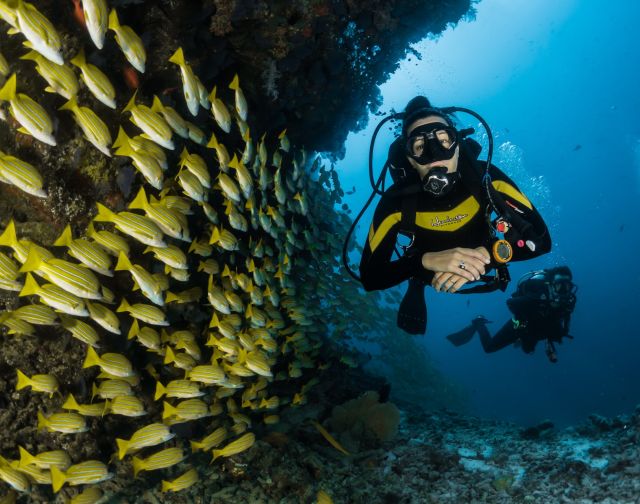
left=0, top=1, right=361, bottom=501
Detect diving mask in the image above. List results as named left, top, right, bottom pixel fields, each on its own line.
left=405, top=123, right=458, bottom=165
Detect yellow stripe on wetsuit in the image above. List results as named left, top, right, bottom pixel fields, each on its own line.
left=367, top=196, right=481, bottom=253
left=492, top=180, right=532, bottom=210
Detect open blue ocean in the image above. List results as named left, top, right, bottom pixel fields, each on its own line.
left=339, top=0, right=640, bottom=428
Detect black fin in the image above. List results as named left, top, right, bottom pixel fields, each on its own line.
left=397, top=279, right=427, bottom=335
left=446, top=324, right=478, bottom=346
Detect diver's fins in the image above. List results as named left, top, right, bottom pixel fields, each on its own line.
left=397, top=278, right=427, bottom=335
left=446, top=324, right=478, bottom=346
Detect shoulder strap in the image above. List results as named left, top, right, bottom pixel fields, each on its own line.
left=399, top=191, right=418, bottom=236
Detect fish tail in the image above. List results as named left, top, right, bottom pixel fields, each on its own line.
left=165, top=291, right=178, bottom=304
left=17, top=446, right=36, bottom=467
left=53, top=224, right=74, bottom=247
left=229, top=74, right=239, bottom=90
left=123, top=90, right=138, bottom=114
left=58, top=96, right=78, bottom=112
left=91, top=381, right=99, bottom=401
left=69, top=48, right=86, bottom=68
left=19, top=272, right=40, bottom=297
left=160, top=329, right=170, bottom=343
left=115, top=438, right=129, bottom=460
left=168, top=47, right=185, bottom=67
left=207, top=85, right=217, bottom=103
left=127, top=319, right=139, bottom=340
left=162, top=400, right=177, bottom=419
left=82, top=346, right=101, bottom=369
left=209, top=226, right=220, bottom=245
left=206, top=132, right=219, bottom=149
left=132, top=456, right=144, bottom=478
left=210, top=450, right=221, bottom=463
left=197, top=261, right=205, bottom=272
left=151, top=95, right=164, bottom=114
left=19, top=245, right=44, bottom=273
left=19, top=50, right=39, bottom=62
left=107, top=8, right=120, bottom=31
left=50, top=465, right=67, bottom=493
left=95, top=202, right=116, bottom=223
left=228, top=154, right=239, bottom=170
left=36, top=410, right=47, bottom=431
left=62, top=393, right=79, bottom=411
left=190, top=440, right=202, bottom=452
left=161, top=480, right=172, bottom=493
left=0, top=219, right=18, bottom=248
left=163, top=345, right=175, bottom=364
left=116, top=297, right=130, bottom=313
left=15, top=369, right=31, bottom=390
left=154, top=380, right=166, bottom=400
left=127, top=187, right=148, bottom=211
left=0, top=73, right=16, bottom=101
left=113, top=126, right=132, bottom=151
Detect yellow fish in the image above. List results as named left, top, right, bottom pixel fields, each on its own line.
left=37, top=411, right=87, bottom=434
left=117, top=297, right=168, bottom=326
left=59, top=96, right=112, bottom=156
left=123, top=90, right=174, bottom=149
left=208, top=85, right=231, bottom=133
left=228, top=73, right=248, bottom=121
left=53, top=224, right=113, bottom=276
left=86, top=222, right=130, bottom=257
left=69, top=487, right=104, bottom=504
left=0, top=74, right=55, bottom=145
left=115, top=251, right=165, bottom=306
left=0, top=463, right=30, bottom=493
left=19, top=50, right=78, bottom=100
left=162, top=399, right=210, bottom=422
left=115, top=422, right=174, bottom=459
left=19, top=246, right=102, bottom=300
left=108, top=9, right=146, bottom=72
left=50, top=460, right=113, bottom=492
left=0, top=150, right=45, bottom=198
left=128, top=319, right=161, bottom=353
left=106, top=395, right=147, bottom=417
left=70, top=48, right=116, bottom=109
left=60, top=313, right=100, bottom=347
left=17, top=446, right=70, bottom=470
left=151, top=96, right=189, bottom=138
left=62, top=393, right=108, bottom=416
left=206, top=132, right=230, bottom=170
left=85, top=301, right=120, bottom=334
left=113, top=128, right=163, bottom=190
left=15, top=369, right=58, bottom=396
left=161, top=467, right=199, bottom=493
left=0, top=251, right=22, bottom=292
left=81, top=0, right=108, bottom=49
left=190, top=426, right=227, bottom=452
left=132, top=447, right=185, bottom=477
left=154, top=379, right=203, bottom=400
left=168, top=47, right=200, bottom=116
left=14, top=0, right=63, bottom=64
left=179, top=147, right=211, bottom=188
left=95, top=203, right=166, bottom=248
left=211, top=432, right=255, bottom=462
left=82, top=346, right=135, bottom=378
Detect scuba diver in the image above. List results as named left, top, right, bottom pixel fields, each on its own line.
left=349, top=96, right=552, bottom=334
left=447, top=266, right=577, bottom=363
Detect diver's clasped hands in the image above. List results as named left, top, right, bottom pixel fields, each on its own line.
left=422, top=247, right=491, bottom=293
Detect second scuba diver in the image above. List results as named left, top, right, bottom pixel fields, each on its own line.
left=357, top=96, right=552, bottom=334
left=447, top=266, right=577, bottom=363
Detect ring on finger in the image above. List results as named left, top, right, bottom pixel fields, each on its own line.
left=459, top=260, right=466, bottom=270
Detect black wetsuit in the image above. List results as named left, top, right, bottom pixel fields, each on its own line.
left=359, top=157, right=552, bottom=291
left=477, top=277, right=575, bottom=355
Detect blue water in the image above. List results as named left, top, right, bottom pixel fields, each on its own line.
left=337, top=0, right=640, bottom=427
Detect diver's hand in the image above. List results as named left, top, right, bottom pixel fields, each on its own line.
left=421, top=247, right=490, bottom=283
left=432, top=272, right=469, bottom=293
